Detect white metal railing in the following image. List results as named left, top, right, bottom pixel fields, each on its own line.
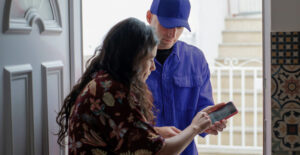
left=196, top=58, right=263, bottom=155
left=228, top=0, right=262, bottom=17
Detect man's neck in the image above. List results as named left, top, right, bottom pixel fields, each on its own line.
left=156, top=47, right=173, bottom=65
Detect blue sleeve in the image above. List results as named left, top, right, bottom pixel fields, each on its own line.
left=197, top=60, right=214, bottom=137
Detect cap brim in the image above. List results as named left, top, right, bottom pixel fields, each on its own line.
left=157, top=16, right=191, bottom=32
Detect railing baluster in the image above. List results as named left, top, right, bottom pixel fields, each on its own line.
left=206, top=134, right=210, bottom=146
left=253, top=69, right=258, bottom=147
left=241, top=70, right=245, bottom=146
left=217, top=69, right=222, bottom=146
left=237, top=0, right=240, bottom=15
left=227, top=0, right=231, bottom=17
left=229, top=64, right=233, bottom=146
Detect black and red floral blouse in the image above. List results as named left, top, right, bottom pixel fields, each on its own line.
left=68, top=71, right=164, bottom=155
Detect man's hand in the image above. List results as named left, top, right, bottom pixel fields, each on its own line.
left=201, top=103, right=228, bottom=135
left=205, top=119, right=227, bottom=135
left=154, top=126, right=182, bottom=138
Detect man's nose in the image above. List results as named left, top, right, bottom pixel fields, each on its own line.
left=167, top=28, right=176, bottom=38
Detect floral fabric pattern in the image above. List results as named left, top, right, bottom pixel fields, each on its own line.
left=68, top=71, right=164, bottom=155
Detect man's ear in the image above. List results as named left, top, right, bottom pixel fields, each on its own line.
left=146, top=10, right=152, bottom=24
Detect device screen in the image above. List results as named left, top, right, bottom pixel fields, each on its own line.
left=208, top=102, right=238, bottom=124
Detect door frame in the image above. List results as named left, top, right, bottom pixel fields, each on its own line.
left=69, top=0, right=273, bottom=154
left=263, top=0, right=271, bottom=154
left=69, top=0, right=83, bottom=87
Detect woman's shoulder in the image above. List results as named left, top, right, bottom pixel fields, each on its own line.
left=75, top=70, right=129, bottom=109
left=94, top=70, right=128, bottom=94
left=71, top=70, right=131, bottom=122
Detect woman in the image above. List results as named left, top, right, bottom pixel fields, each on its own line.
left=57, top=17, right=214, bottom=154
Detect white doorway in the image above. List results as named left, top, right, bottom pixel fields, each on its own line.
left=81, top=0, right=269, bottom=154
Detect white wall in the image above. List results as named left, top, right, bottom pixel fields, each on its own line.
left=272, top=0, right=300, bottom=31
left=82, top=0, right=151, bottom=56
left=192, top=0, right=227, bottom=65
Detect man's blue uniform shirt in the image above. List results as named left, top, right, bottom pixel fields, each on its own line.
left=146, top=41, right=214, bottom=155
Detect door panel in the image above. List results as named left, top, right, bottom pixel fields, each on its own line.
left=3, top=0, right=62, bottom=34
left=4, top=65, right=34, bottom=155
left=42, top=61, right=64, bottom=155
left=0, top=0, right=74, bottom=154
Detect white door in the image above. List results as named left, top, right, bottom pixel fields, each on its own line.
left=0, top=0, right=82, bottom=154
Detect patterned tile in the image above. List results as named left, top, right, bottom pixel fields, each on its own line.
left=272, top=32, right=300, bottom=65
left=271, top=65, right=300, bottom=109
left=272, top=151, right=292, bottom=155
left=293, top=151, right=300, bottom=155
left=272, top=151, right=300, bottom=155
left=272, top=109, right=300, bottom=151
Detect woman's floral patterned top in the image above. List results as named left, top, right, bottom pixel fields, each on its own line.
left=68, top=71, right=164, bottom=155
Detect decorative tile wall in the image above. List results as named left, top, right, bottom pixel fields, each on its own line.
left=272, top=32, right=300, bottom=155
left=271, top=32, right=300, bottom=65
left=272, top=109, right=300, bottom=151
left=271, top=65, right=300, bottom=109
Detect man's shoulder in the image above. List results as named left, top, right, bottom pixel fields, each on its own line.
left=176, top=40, right=204, bottom=58
left=173, top=41, right=209, bottom=75
left=176, top=41, right=206, bottom=63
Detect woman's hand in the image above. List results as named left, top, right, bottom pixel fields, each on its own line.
left=157, top=112, right=211, bottom=155
left=190, top=112, right=211, bottom=134
left=156, top=103, right=227, bottom=155
left=154, top=126, right=181, bottom=138
left=201, top=103, right=228, bottom=135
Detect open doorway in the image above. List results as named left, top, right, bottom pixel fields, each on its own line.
left=81, top=0, right=263, bottom=154
left=194, top=0, right=263, bottom=155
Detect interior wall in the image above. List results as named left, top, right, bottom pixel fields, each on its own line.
left=194, top=0, right=227, bottom=65
left=272, top=0, right=300, bottom=31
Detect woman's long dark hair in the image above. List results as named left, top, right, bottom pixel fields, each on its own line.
left=56, top=17, right=159, bottom=146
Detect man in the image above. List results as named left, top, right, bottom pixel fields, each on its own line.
left=146, top=0, right=227, bottom=154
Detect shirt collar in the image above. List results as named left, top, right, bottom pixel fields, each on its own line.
left=154, top=41, right=181, bottom=69
left=171, top=41, right=180, bottom=61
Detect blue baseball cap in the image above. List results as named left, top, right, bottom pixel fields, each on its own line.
left=150, top=0, right=191, bottom=31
